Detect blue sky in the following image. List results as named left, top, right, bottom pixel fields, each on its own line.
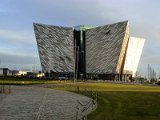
left=0, top=0, right=160, bottom=76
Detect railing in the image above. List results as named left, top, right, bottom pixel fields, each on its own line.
left=0, top=85, right=11, bottom=94
left=76, top=90, right=97, bottom=120
left=0, top=85, right=11, bottom=101
left=46, top=84, right=98, bottom=120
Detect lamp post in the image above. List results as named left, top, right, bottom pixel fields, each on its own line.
left=76, top=46, right=79, bottom=81
left=74, top=40, right=76, bottom=83
left=74, top=40, right=79, bottom=83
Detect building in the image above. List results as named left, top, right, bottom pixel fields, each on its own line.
left=34, top=24, right=74, bottom=79
left=16, top=70, right=27, bottom=76
left=33, top=21, right=145, bottom=80
left=124, top=37, right=145, bottom=77
left=85, top=21, right=129, bottom=80
left=0, top=68, right=12, bottom=76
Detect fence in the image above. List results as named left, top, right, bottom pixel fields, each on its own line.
left=47, top=84, right=98, bottom=120
left=76, top=89, right=97, bottom=120
left=0, top=85, right=11, bottom=94
left=0, top=85, right=11, bottom=101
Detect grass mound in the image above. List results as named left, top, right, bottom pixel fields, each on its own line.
left=50, top=82, right=160, bottom=120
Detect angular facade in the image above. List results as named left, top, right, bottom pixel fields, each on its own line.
left=33, top=21, right=144, bottom=80
left=34, top=23, right=74, bottom=73
left=86, top=21, right=129, bottom=74
left=124, top=37, right=145, bottom=77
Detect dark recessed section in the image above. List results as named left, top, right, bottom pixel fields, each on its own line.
left=106, top=30, right=111, bottom=34
left=59, top=56, right=65, bottom=61
left=66, top=56, right=72, bottom=61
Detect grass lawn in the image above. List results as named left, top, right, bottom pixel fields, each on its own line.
left=0, top=77, right=72, bottom=85
left=50, top=82, right=160, bottom=120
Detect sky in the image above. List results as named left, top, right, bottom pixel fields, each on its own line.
left=0, top=0, right=160, bottom=76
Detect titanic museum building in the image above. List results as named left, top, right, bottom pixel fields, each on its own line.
left=33, top=21, right=145, bottom=80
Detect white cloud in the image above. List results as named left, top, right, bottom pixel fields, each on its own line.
left=0, top=47, right=37, bottom=57
left=0, top=52, right=41, bottom=70
left=0, top=29, right=38, bottom=58
left=1, top=0, right=160, bottom=74
left=0, top=29, right=36, bottom=45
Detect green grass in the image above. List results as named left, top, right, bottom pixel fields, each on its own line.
left=89, top=92, right=160, bottom=120
left=0, top=78, right=72, bottom=85
left=2, top=78, right=160, bottom=120
left=0, top=80, right=46, bottom=85
left=51, top=82, right=160, bottom=92
left=50, top=82, right=160, bottom=120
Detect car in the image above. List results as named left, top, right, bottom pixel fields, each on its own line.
left=58, top=77, right=68, bottom=80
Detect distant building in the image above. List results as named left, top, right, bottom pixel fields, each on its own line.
left=17, top=71, right=27, bottom=76
left=34, top=21, right=145, bottom=80
left=0, top=68, right=12, bottom=76
left=36, top=72, right=45, bottom=78
left=12, top=70, right=19, bottom=76
left=26, top=72, right=36, bottom=78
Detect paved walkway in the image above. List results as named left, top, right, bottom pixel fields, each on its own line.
left=0, top=86, right=94, bottom=120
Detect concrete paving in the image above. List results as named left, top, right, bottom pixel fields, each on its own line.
left=0, top=86, right=94, bottom=120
